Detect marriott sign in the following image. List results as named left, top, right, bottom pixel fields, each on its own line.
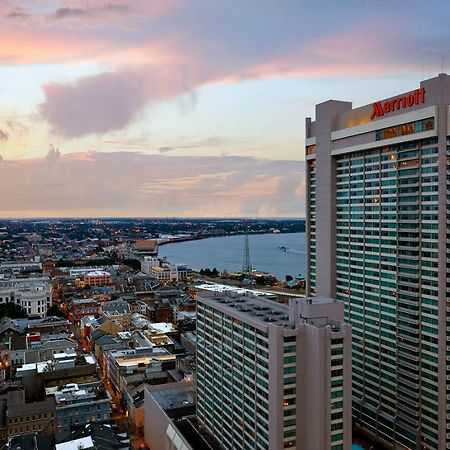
left=370, top=88, right=425, bottom=120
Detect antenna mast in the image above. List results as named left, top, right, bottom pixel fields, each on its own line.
left=242, top=220, right=252, bottom=286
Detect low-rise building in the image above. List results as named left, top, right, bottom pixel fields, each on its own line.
left=100, top=300, right=131, bottom=327
left=55, top=421, right=131, bottom=450
left=6, top=390, right=56, bottom=437
left=141, top=257, right=183, bottom=282
left=46, top=381, right=111, bottom=434
left=16, top=354, right=99, bottom=402
left=69, top=298, right=99, bottom=323
left=105, top=348, right=175, bottom=394
left=9, top=334, right=77, bottom=366
left=144, top=381, right=196, bottom=450
left=83, top=271, right=112, bottom=287
left=135, top=239, right=158, bottom=255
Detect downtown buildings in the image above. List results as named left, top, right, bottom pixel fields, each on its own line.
left=306, top=73, right=450, bottom=449
left=196, top=291, right=352, bottom=450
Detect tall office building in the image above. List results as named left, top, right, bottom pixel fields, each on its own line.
left=305, top=73, right=450, bottom=449
left=196, top=290, right=352, bottom=450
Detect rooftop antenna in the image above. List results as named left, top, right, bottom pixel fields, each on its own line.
left=242, top=220, right=252, bottom=287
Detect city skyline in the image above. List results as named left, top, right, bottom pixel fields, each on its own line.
left=1, top=0, right=450, bottom=217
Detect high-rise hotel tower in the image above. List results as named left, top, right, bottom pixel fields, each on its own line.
left=306, top=73, right=450, bottom=449
left=196, top=289, right=352, bottom=450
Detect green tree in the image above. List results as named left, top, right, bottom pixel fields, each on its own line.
left=0, top=303, right=28, bottom=319
left=46, top=304, right=66, bottom=318
left=123, top=258, right=141, bottom=271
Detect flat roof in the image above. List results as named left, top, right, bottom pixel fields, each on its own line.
left=56, top=436, right=94, bottom=450
left=197, top=290, right=289, bottom=328
left=196, top=283, right=276, bottom=298
left=84, top=271, right=110, bottom=276
left=149, top=322, right=174, bottom=334
left=147, top=382, right=195, bottom=410
left=8, top=398, right=55, bottom=417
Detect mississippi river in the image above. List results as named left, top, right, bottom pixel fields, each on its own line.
left=158, top=232, right=306, bottom=281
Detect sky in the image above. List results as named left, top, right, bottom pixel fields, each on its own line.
left=0, top=0, right=449, bottom=218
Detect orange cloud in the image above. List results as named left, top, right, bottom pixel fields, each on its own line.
left=0, top=30, right=110, bottom=65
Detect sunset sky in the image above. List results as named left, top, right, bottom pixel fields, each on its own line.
left=0, top=0, right=449, bottom=218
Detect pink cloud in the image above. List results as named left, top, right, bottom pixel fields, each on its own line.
left=3, top=0, right=449, bottom=139
left=0, top=150, right=305, bottom=218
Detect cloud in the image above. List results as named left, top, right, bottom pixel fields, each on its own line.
left=53, top=8, right=86, bottom=20
left=0, top=130, right=9, bottom=142
left=0, top=150, right=304, bottom=218
left=40, top=69, right=154, bottom=137
left=5, top=0, right=450, bottom=146
left=39, top=62, right=215, bottom=137
left=158, top=147, right=173, bottom=154
left=51, top=3, right=130, bottom=22
left=5, top=120, right=29, bottom=135
left=6, top=9, right=29, bottom=20
left=156, top=137, right=231, bottom=154
left=37, top=0, right=450, bottom=138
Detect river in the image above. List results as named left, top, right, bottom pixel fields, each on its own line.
left=158, top=232, right=306, bottom=281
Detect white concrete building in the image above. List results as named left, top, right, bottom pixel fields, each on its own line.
left=141, top=257, right=181, bottom=282
left=0, top=277, right=52, bottom=317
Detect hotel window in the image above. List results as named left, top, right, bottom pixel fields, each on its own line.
left=376, top=118, right=434, bottom=141
left=425, top=118, right=434, bottom=130
left=383, top=127, right=398, bottom=139
left=306, top=145, right=316, bottom=155
left=401, top=123, right=415, bottom=135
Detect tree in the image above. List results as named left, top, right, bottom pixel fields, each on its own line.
left=211, top=267, right=219, bottom=278
left=285, top=275, right=293, bottom=282
left=123, top=258, right=141, bottom=271
left=0, top=303, right=28, bottom=319
left=46, top=304, right=66, bottom=318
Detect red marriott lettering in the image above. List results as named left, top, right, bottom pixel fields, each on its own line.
left=370, top=88, right=425, bottom=120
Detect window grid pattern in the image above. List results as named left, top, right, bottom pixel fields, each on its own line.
left=335, top=138, right=439, bottom=448
left=309, top=159, right=317, bottom=293
left=197, top=304, right=270, bottom=450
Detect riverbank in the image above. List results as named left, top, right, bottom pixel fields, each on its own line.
left=158, top=232, right=306, bottom=281
left=158, top=230, right=306, bottom=246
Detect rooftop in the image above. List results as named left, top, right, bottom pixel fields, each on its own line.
left=8, top=397, right=55, bottom=418
left=56, top=436, right=94, bottom=450
left=147, top=381, right=195, bottom=410
left=47, top=382, right=109, bottom=407
left=197, top=290, right=289, bottom=327
left=84, top=271, right=111, bottom=277
left=56, top=422, right=131, bottom=450
left=72, top=298, right=97, bottom=305
left=197, top=291, right=344, bottom=330
left=196, top=282, right=277, bottom=298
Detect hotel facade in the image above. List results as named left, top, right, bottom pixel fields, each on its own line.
left=306, top=73, right=450, bottom=449
left=196, top=291, right=352, bottom=450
